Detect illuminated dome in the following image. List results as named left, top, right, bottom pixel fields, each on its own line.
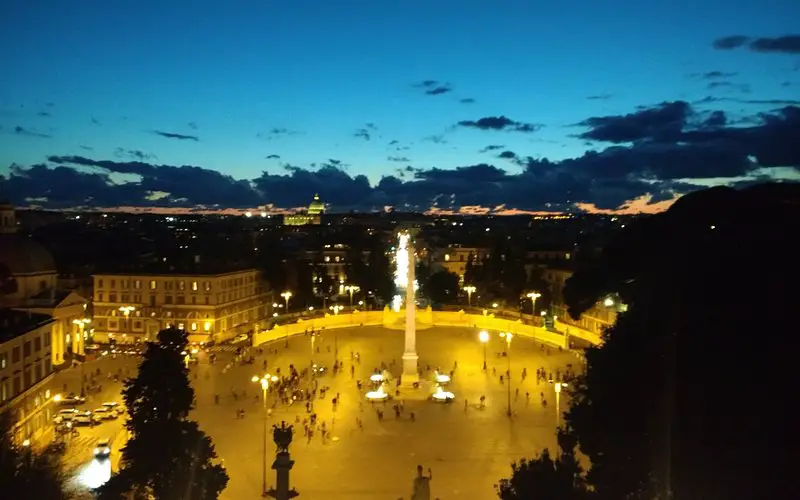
left=0, top=203, right=57, bottom=275
left=307, top=194, right=325, bottom=215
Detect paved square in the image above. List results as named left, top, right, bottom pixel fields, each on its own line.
left=191, top=326, right=578, bottom=500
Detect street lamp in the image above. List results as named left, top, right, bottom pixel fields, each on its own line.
left=478, top=330, right=489, bottom=370
left=118, top=306, right=136, bottom=341
left=344, top=285, right=360, bottom=307
left=281, top=291, right=292, bottom=312
left=499, top=332, right=513, bottom=417
left=553, top=381, right=569, bottom=429
left=463, top=285, right=476, bottom=307
left=526, top=292, right=541, bottom=318
left=252, top=373, right=278, bottom=497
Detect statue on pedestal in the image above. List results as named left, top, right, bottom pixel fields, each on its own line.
left=273, top=421, right=293, bottom=452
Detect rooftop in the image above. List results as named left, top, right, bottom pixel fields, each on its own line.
left=0, top=309, right=54, bottom=343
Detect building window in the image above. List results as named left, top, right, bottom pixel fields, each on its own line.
left=98, top=279, right=104, bottom=288
left=325, top=256, right=330, bottom=262
left=97, top=292, right=104, bottom=302
left=12, top=347, right=20, bottom=363
left=134, top=321, right=142, bottom=330
left=177, top=296, right=185, bottom=305
left=34, top=337, right=41, bottom=351
left=149, top=296, right=156, bottom=307
left=165, top=296, right=173, bottom=304
left=150, top=280, right=157, bottom=290
left=111, top=279, right=116, bottom=288
left=121, top=294, right=130, bottom=302
left=192, top=281, right=198, bottom=291
left=109, top=293, right=117, bottom=302
left=204, top=296, right=210, bottom=305
left=0, top=353, right=6, bottom=369
left=134, top=280, right=141, bottom=289
left=178, top=323, right=185, bottom=330
left=191, top=296, right=197, bottom=305
left=23, top=341, right=31, bottom=357
left=204, top=282, right=211, bottom=291
left=191, top=322, right=198, bottom=331
left=179, top=281, right=185, bottom=291
left=109, top=320, right=119, bottom=330
left=166, top=281, right=173, bottom=291
left=121, top=280, right=128, bottom=288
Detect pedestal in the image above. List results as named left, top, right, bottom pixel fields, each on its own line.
left=401, top=353, right=420, bottom=386
left=267, top=452, right=299, bottom=499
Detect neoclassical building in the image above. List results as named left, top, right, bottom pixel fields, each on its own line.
left=283, top=194, right=325, bottom=226
left=0, top=202, right=88, bottom=365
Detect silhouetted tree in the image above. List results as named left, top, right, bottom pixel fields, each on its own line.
left=365, top=238, right=394, bottom=304
left=0, top=411, right=71, bottom=500
left=563, top=185, right=799, bottom=500
left=423, top=270, right=460, bottom=305
left=98, top=328, right=227, bottom=500
left=496, top=432, right=590, bottom=500
left=0, top=263, right=18, bottom=296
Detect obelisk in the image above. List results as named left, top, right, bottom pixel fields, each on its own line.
left=401, top=235, right=420, bottom=385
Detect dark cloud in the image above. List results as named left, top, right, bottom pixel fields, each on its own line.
left=365, top=123, right=377, bottom=130
left=586, top=94, right=613, bottom=100
left=152, top=130, right=199, bottom=141
left=187, top=121, right=198, bottom=130
left=265, top=154, right=281, bottom=160
left=697, top=71, right=738, bottom=79
left=114, top=148, right=156, bottom=161
left=388, top=156, right=410, bottom=162
left=578, top=101, right=692, bottom=143
left=713, top=34, right=800, bottom=54
left=712, top=35, right=750, bottom=50
left=12, top=126, right=51, bottom=138
left=457, top=116, right=541, bottom=133
left=460, top=98, right=476, bottom=104
left=353, top=128, right=371, bottom=141
left=413, top=80, right=453, bottom=96
left=423, top=134, right=447, bottom=144
left=257, top=128, right=300, bottom=141
left=91, top=117, right=100, bottom=125
left=479, top=145, right=504, bottom=153
left=4, top=103, right=797, bottom=213
left=79, top=145, right=93, bottom=151
left=707, top=81, right=751, bottom=93
left=37, top=111, right=52, bottom=118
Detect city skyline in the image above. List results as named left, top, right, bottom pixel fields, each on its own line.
left=1, top=1, right=799, bottom=214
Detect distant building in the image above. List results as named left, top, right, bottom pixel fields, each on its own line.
left=0, top=309, right=57, bottom=445
left=283, top=194, right=325, bottom=226
left=91, top=268, right=270, bottom=344
left=432, top=246, right=489, bottom=283
left=0, top=202, right=89, bottom=366
left=304, top=243, right=371, bottom=297
left=542, top=267, right=621, bottom=336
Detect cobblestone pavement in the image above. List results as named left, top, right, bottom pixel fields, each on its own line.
left=192, top=326, right=580, bottom=500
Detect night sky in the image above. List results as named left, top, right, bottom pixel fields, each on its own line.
left=1, top=1, right=798, bottom=213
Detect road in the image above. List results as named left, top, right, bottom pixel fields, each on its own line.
left=50, top=352, right=139, bottom=493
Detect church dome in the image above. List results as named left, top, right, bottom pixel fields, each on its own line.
left=308, top=194, right=325, bottom=215
left=0, top=235, right=57, bottom=275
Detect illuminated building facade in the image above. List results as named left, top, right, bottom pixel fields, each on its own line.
left=0, top=310, right=57, bottom=444
left=91, top=269, right=270, bottom=344
left=283, top=194, right=326, bottom=226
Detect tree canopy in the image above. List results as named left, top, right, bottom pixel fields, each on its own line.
left=560, top=185, right=799, bottom=499
left=98, top=328, right=228, bottom=500
left=423, top=270, right=460, bottom=305
left=0, top=411, right=71, bottom=500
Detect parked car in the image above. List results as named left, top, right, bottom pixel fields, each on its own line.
left=72, top=411, right=95, bottom=425
left=53, top=408, right=79, bottom=424
left=102, top=402, right=124, bottom=416
left=93, top=407, right=116, bottom=420
left=233, top=333, right=249, bottom=344
left=58, top=394, right=86, bottom=406
left=94, top=438, right=111, bottom=459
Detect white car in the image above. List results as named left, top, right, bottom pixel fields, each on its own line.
left=93, top=407, right=116, bottom=420
left=72, top=411, right=94, bottom=425
left=102, top=402, right=124, bottom=416
left=53, top=408, right=79, bottom=424
left=233, top=334, right=249, bottom=344
left=94, top=438, right=111, bottom=459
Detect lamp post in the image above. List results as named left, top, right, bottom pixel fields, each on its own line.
left=281, top=291, right=292, bottom=312
left=554, top=381, right=568, bottom=429
left=463, top=285, right=476, bottom=307
left=252, top=373, right=278, bottom=497
left=526, top=292, right=541, bottom=320
left=118, top=306, right=136, bottom=342
left=499, top=332, right=513, bottom=417
left=344, top=285, right=359, bottom=307
left=478, top=330, right=489, bottom=370
left=330, top=305, right=343, bottom=360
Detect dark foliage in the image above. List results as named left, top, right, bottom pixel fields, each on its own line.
left=563, top=184, right=799, bottom=499
left=496, top=431, right=590, bottom=500
left=98, top=328, right=228, bottom=500
left=423, top=270, right=460, bottom=305
left=0, top=411, right=71, bottom=499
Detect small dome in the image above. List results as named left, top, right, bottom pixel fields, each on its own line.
left=0, top=234, right=57, bottom=275
left=308, top=194, right=325, bottom=214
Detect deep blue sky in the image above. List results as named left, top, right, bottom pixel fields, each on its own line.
left=1, top=1, right=798, bottom=213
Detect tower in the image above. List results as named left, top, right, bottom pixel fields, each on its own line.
left=401, top=232, right=420, bottom=385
